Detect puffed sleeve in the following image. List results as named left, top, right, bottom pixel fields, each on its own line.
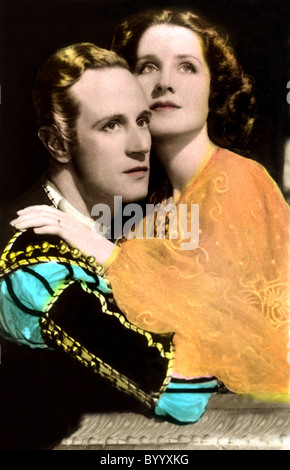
left=0, top=230, right=174, bottom=409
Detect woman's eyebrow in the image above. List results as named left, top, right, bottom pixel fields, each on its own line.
left=176, top=54, right=203, bottom=66
left=136, top=54, right=157, bottom=62
left=136, top=53, right=203, bottom=66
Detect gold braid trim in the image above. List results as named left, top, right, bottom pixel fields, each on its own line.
left=0, top=231, right=107, bottom=281
left=41, top=314, right=156, bottom=407
left=41, top=281, right=174, bottom=408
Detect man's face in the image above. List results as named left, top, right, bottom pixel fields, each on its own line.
left=70, top=67, right=152, bottom=211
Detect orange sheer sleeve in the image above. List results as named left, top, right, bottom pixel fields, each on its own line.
left=107, top=149, right=290, bottom=401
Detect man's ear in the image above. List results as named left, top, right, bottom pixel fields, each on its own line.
left=38, top=126, right=71, bottom=164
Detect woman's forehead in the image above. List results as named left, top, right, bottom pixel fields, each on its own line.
left=136, top=24, right=204, bottom=60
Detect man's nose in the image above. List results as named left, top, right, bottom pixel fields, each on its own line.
left=126, top=127, right=151, bottom=160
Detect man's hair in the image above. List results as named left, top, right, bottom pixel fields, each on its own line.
left=33, top=43, right=129, bottom=144
left=111, top=9, right=257, bottom=151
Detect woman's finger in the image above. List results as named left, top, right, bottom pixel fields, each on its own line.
left=10, top=215, right=63, bottom=230
left=11, top=208, right=69, bottom=226
left=17, top=204, right=54, bottom=213
left=33, top=226, right=63, bottom=235
left=16, top=205, right=64, bottom=218
left=33, top=225, right=83, bottom=246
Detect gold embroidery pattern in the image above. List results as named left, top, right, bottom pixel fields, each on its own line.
left=214, top=171, right=230, bottom=193
left=240, top=276, right=290, bottom=328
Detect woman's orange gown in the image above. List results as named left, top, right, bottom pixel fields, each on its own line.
left=107, top=148, right=290, bottom=401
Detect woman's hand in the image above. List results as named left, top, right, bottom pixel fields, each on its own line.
left=10, top=205, right=117, bottom=267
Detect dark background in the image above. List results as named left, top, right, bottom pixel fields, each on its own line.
left=0, top=0, right=289, bottom=210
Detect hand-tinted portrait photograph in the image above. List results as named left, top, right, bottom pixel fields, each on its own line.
left=0, top=0, right=289, bottom=452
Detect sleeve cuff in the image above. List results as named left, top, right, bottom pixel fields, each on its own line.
left=103, top=245, right=121, bottom=272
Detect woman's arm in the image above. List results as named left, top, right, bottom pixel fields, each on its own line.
left=10, top=205, right=119, bottom=268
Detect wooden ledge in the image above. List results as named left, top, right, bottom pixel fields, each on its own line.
left=54, top=394, right=290, bottom=450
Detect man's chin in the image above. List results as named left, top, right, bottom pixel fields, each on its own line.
left=122, top=189, right=148, bottom=204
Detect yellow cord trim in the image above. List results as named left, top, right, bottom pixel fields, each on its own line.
left=0, top=231, right=106, bottom=279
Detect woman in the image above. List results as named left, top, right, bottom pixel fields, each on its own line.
left=108, top=8, right=290, bottom=400
left=11, top=9, right=290, bottom=418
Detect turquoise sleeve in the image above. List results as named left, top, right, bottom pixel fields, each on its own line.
left=154, top=379, right=219, bottom=423
left=0, top=262, right=110, bottom=348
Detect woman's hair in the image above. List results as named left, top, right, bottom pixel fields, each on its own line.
left=111, top=9, right=257, bottom=150
left=33, top=43, right=129, bottom=145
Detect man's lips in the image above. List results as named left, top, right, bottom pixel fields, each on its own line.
left=123, top=166, right=149, bottom=174
left=150, top=101, right=181, bottom=111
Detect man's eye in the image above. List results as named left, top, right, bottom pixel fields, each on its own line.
left=180, top=63, right=197, bottom=73
left=103, top=121, right=120, bottom=131
left=137, top=117, right=150, bottom=128
left=136, top=62, right=158, bottom=74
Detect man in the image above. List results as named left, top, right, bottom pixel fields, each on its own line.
left=0, top=43, right=173, bottom=449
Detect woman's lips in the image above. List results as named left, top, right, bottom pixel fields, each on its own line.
left=150, top=101, right=181, bottom=111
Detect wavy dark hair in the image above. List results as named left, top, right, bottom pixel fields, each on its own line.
left=33, top=43, right=129, bottom=145
left=111, top=9, right=257, bottom=151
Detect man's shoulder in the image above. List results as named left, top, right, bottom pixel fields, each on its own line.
left=5, top=179, right=50, bottom=213
left=0, top=179, right=51, bottom=252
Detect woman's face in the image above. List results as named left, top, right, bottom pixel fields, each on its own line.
left=134, top=24, right=211, bottom=139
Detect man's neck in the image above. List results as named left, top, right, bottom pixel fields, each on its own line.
left=47, top=165, right=94, bottom=218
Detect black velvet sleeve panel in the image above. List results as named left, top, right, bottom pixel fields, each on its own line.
left=40, top=280, right=174, bottom=408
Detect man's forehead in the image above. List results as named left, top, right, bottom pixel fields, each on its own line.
left=71, top=67, right=149, bottom=121
left=71, top=67, right=139, bottom=101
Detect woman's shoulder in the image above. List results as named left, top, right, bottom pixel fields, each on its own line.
left=210, top=148, right=282, bottom=193
left=185, top=147, right=288, bottom=212
left=207, top=148, right=289, bottom=220
left=213, top=147, right=268, bottom=175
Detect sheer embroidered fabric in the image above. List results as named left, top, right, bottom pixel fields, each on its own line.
left=107, top=149, right=290, bottom=401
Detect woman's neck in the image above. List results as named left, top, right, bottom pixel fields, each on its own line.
left=152, top=127, right=217, bottom=199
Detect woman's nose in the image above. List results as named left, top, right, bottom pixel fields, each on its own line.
left=153, top=70, right=175, bottom=95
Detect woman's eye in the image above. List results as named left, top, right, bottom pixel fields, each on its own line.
left=103, top=121, right=120, bottom=131
left=180, top=63, right=197, bottom=73
left=136, top=62, right=158, bottom=74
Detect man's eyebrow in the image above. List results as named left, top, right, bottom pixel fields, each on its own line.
left=138, top=110, right=152, bottom=119
left=91, top=114, right=123, bottom=128
left=92, top=110, right=152, bottom=128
